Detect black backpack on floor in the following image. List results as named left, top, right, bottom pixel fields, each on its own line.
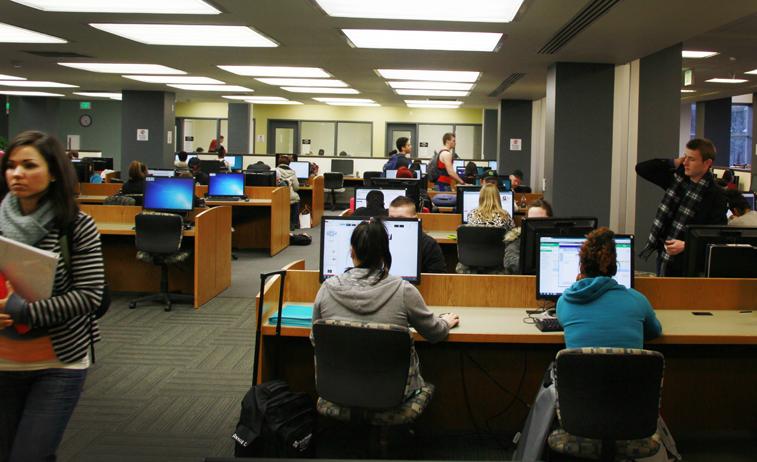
left=233, top=379, right=316, bottom=458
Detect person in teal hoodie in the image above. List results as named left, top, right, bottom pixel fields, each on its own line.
left=557, top=228, right=662, bottom=349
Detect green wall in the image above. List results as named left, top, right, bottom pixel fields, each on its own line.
left=56, top=100, right=122, bottom=165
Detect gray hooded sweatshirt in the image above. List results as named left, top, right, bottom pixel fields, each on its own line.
left=312, top=267, right=450, bottom=397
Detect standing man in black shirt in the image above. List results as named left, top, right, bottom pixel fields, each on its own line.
left=636, top=138, right=727, bottom=276
left=388, top=196, right=447, bottom=273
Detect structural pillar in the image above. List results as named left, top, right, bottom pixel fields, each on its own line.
left=228, top=102, right=252, bottom=153
left=121, top=91, right=175, bottom=171
left=0, top=96, right=9, bottom=144
left=696, top=98, right=731, bottom=166
left=7, top=96, right=60, bottom=137
left=497, top=100, right=532, bottom=183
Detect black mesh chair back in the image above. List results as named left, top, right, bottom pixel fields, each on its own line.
left=324, top=172, right=344, bottom=189
left=135, top=213, right=183, bottom=255
left=313, top=321, right=412, bottom=410
left=363, top=171, right=382, bottom=186
left=456, top=226, right=507, bottom=267
left=555, top=349, right=663, bottom=440
left=104, top=194, right=136, bottom=206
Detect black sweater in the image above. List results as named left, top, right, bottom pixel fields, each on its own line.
left=635, top=158, right=727, bottom=275
left=420, top=232, right=447, bottom=273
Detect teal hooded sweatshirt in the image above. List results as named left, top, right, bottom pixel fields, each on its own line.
left=556, top=276, right=662, bottom=349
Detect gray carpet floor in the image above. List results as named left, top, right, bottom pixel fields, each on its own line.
left=58, top=215, right=756, bottom=461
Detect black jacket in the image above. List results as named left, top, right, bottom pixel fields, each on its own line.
left=193, top=171, right=209, bottom=186
left=353, top=207, right=387, bottom=218
left=635, top=158, right=727, bottom=275
left=120, top=179, right=145, bottom=195
left=420, top=231, right=447, bottom=273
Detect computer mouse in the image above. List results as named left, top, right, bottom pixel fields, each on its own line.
left=547, top=308, right=557, bottom=317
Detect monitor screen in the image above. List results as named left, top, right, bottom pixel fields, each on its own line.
left=684, top=225, right=757, bottom=276
left=320, top=217, right=421, bottom=283
left=743, top=192, right=755, bottom=210
left=143, top=177, right=195, bottom=213
left=354, top=187, right=408, bottom=210
left=175, top=153, right=197, bottom=163
left=89, top=157, right=114, bottom=171
left=453, top=160, right=466, bottom=169
left=385, top=169, right=397, bottom=179
left=331, top=159, right=354, bottom=175
left=419, top=163, right=427, bottom=174
left=245, top=171, right=276, bottom=186
left=537, top=235, right=634, bottom=300
left=148, top=169, right=174, bottom=178
left=225, top=155, right=243, bottom=170
left=458, top=186, right=513, bottom=223
left=289, top=161, right=310, bottom=179
left=519, top=217, right=599, bottom=275
left=208, top=173, right=245, bottom=196
left=488, top=160, right=498, bottom=171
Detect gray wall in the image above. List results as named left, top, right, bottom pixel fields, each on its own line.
left=228, top=103, right=251, bottom=153
left=0, top=96, right=8, bottom=146
left=634, top=43, right=683, bottom=272
left=482, top=108, right=498, bottom=160
left=56, top=99, right=122, bottom=163
left=498, top=100, right=532, bottom=183
left=121, top=91, right=176, bottom=172
left=544, top=62, right=615, bottom=226
left=8, top=96, right=60, bottom=136
left=698, top=98, right=732, bottom=167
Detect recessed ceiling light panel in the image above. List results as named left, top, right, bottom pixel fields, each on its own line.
left=218, top=66, right=330, bottom=78
left=407, top=104, right=460, bottom=109
left=167, top=84, right=253, bottom=92
left=124, top=75, right=224, bottom=84
left=282, top=87, right=359, bottom=94
left=0, top=74, right=25, bottom=80
left=59, top=63, right=186, bottom=74
left=0, top=90, right=65, bottom=96
left=314, top=98, right=374, bottom=103
left=247, top=100, right=303, bottom=105
left=680, top=89, right=695, bottom=93
left=744, top=69, right=757, bottom=75
left=404, top=99, right=463, bottom=105
left=256, top=78, right=347, bottom=87
left=705, top=78, right=747, bottom=84
left=90, top=24, right=277, bottom=47
left=388, top=81, right=473, bottom=90
left=326, top=102, right=380, bottom=107
left=377, top=69, right=479, bottom=82
left=0, top=22, right=67, bottom=43
left=344, top=29, right=502, bottom=52
left=234, top=96, right=289, bottom=102
left=73, top=92, right=122, bottom=100
left=315, top=0, right=523, bottom=23
left=0, top=80, right=77, bottom=88
left=682, top=50, right=719, bottom=59
left=10, top=0, right=220, bottom=14
left=395, top=89, right=468, bottom=97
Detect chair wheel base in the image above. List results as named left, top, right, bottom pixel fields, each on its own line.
left=128, top=302, right=136, bottom=309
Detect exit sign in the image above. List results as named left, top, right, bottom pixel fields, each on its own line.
left=80, top=101, right=92, bottom=110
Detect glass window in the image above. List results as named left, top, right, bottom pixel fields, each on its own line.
left=418, top=124, right=453, bottom=158
left=337, top=122, right=371, bottom=156
left=730, top=104, right=752, bottom=167
left=301, top=121, right=335, bottom=156
left=454, top=125, right=482, bottom=159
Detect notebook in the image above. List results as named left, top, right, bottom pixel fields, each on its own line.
left=267, top=304, right=313, bottom=327
left=0, top=235, right=59, bottom=302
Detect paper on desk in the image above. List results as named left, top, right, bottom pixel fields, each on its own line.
left=0, top=235, right=59, bottom=302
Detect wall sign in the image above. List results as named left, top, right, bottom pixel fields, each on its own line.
left=509, top=138, right=522, bottom=151
left=137, top=129, right=149, bottom=141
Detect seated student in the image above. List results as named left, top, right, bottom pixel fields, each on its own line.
left=188, top=157, right=209, bottom=185
left=312, top=218, right=459, bottom=400
left=353, top=189, right=388, bottom=217
left=481, top=169, right=499, bottom=186
left=466, top=183, right=515, bottom=230
left=410, top=158, right=422, bottom=171
left=503, top=199, right=553, bottom=274
left=725, top=189, right=757, bottom=227
left=217, top=152, right=230, bottom=171
left=120, top=160, right=146, bottom=195
left=174, top=151, right=189, bottom=171
left=463, top=161, right=478, bottom=185
left=557, top=227, right=662, bottom=349
left=275, top=155, right=301, bottom=231
left=388, top=196, right=446, bottom=273
left=510, top=169, right=531, bottom=193
left=246, top=160, right=270, bottom=173
left=396, top=166, right=414, bottom=179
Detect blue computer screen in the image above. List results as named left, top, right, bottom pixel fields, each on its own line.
left=225, top=155, right=243, bottom=170
left=208, top=173, right=244, bottom=196
left=143, top=177, right=195, bottom=212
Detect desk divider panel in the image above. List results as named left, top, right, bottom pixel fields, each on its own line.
left=79, top=204, right=142, bottom=224
left=77, top=183, right=122, bottom=197
left=419, top=213, right=462, bottom=232
left=268, top=187, right=290, bottom=255
left=309, top=175, right=324, bottom=226
left=193, top=206, right=232, bottom=307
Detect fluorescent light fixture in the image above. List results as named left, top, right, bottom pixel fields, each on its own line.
left=326, top=102, right=380, bottom=107
left=705, top=78, right=747, bottom=84
left=218, top=66, right=330, bottom=78
left=73, top=92, right=122, bottom=100
left=680, top=89, right=696, bottom=93
left=395, top=89, right=468, bottom=97
left=90, top=24, right=277, bottom=47
left=10, top=0, right=220, bottom=14
left=256, top=78, right=347, bottom=87
left=0, top=80, right=77, bottom=88
left=167, top=84, right=253, bottom=92
left=745, top=69, right=757, bottom=75
left=282, top=87, right=359, bottom=94
left=0, top=74, right=25, bottom=80
left=313, top=98, right=375, bottom=103
left=222, top=95, right=258, bottom=100
left=343, top=29, right=502, bottom=52
left=59, top=63, right=185, bottom=74
left=377, top=69, right=479, bottom=82
left=682, top=50, right=719, bottom=59
left=404, top=99, right=463, bottom=105
left=0, top=90, right=64, bottom=96
left=0, top=22, right=66, bottom=43
left=407, top=104, right=460, bottom=109
left=315, top=0, right=523, bottom=23
left=388, top=81, right=474, bottom=91
left=232, top=96, right=289, bottom=102
left=123, top=75, right=223, bottom=84
left=246, top=100, right=303, bottom=105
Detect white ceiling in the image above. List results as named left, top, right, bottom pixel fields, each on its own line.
left=1, top=0, right=756, bottom=107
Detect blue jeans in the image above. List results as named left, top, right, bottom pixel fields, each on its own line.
left=0, top=368, right=87, bottom=462
left=435, top=183, right=451, bottom=192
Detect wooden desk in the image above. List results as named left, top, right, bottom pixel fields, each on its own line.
left=420, top=213, right=461, bottom=270
left=256, top=265, right=757, bottom=435
left=77, top=195, right=107, bottom=204
left=80, top=204, right=232, bottom=308
left=76, top=183, right=122, bottom=196
left=296, top=175, right=324, bottom=227
left=342, top=176, right=365, bottom=188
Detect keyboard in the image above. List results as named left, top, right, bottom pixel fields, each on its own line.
left=205, top=196, right=243, bottom=202
left=535, top=317, right=563, bottom=332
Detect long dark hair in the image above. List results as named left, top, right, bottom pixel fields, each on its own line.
left=1, top=131, right=79, bottom=230
left=350, top=218, right=392, bottom=281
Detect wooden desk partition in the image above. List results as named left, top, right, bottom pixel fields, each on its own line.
left=299, top=175, right=324, bottom=226
left=76, top=183, right=122, bottom=197
left=418, top=212, right=461, bottom=233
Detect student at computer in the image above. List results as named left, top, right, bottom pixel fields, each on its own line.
left=466, top=183, right=515, bottom=229
left=396, top=166, right=414, bottom=179
left=120, top=160, right=147, bottom=196
left=174, top=151, right=189, bottom=172
left=388, top=196, right=446, bottom=273
left=353, top=190, right=388, bottom=217
left=312, top=218, right=459, bottom=400
left=503, top=199, right=553, bottom=274
left=275, top=155, right=301, bottom=231
left=188, top=157, right=209, bottom=185
left=557, top=228, right=662, bottom=349
left=0, top=131, right=106, bottom=461
left=463, top=161, right=478, bottom=185
left=724, top=189, right=757, bottom=227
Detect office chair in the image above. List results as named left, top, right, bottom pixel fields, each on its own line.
left=323, top=172, right=345, bottom=211
left=128, top=212, right=194, bottom=312
left=313, top=319, right=434, bottom=457
left=103, top=194, right=136, bottom=206
left=456, top=226, right=507, bottom=273
left=548, top=348, right=665, bottom=462
left=362, top=171, right=382, bottom=186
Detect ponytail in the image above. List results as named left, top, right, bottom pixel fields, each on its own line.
left=350, top=218, right=392, bottom=281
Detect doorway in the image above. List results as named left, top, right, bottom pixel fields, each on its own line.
left=268, top=120, right=299, bottom=155
left=386, top=123, right=417, bottom=158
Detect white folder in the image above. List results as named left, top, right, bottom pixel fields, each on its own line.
left=0, top=235, right=59, bottom=302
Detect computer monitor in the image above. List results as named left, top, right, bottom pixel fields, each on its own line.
left=706, top=244, right=757, bottom=278
left=88, top=157, right=113, bottom=171
left=385, top=169, right=420, bottom=180
left=224, top=155, right=243, bottom=170
left=743, top=192, right=755, bottom=210
left=354, top=187, right=407, bottom=210
left=331, top=158, right=354, bottom=175
left=385, top=169, right=397, bottom=179
left=419, top=163, right=427, bottom=174
left=536, top=234, right=634, bottom=300
left=175, top=153, right=197, bottom=163
left=457, top=185, right=513, bottom=223
left=143, top=177, right=195, bottom=214
left=453, top=160, right=466, bottom=169
left=488, top=160, right=498, bottom=171
left=319, top=216, right=421, bottom=283
left=519, top=217, right=599, bottom=275
left=72, top=161, right=93, bottom=183
left=245, top=171, right=276, bottom=186
left=148, top=169, right=175, bottom=178
left=199, top=160, right=224, bottom=174
left=289, top=161, right=310, bottom=180
left=369, top=178, right=421, bottom=209
left=684, top=225, right=757, bottom=277
left=208, top=173, right=245, bottom=197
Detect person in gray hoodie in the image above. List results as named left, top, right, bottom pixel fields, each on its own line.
left=275, top=155, right=300, bottom=231
left=312, top=218, right=460, bottom=399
